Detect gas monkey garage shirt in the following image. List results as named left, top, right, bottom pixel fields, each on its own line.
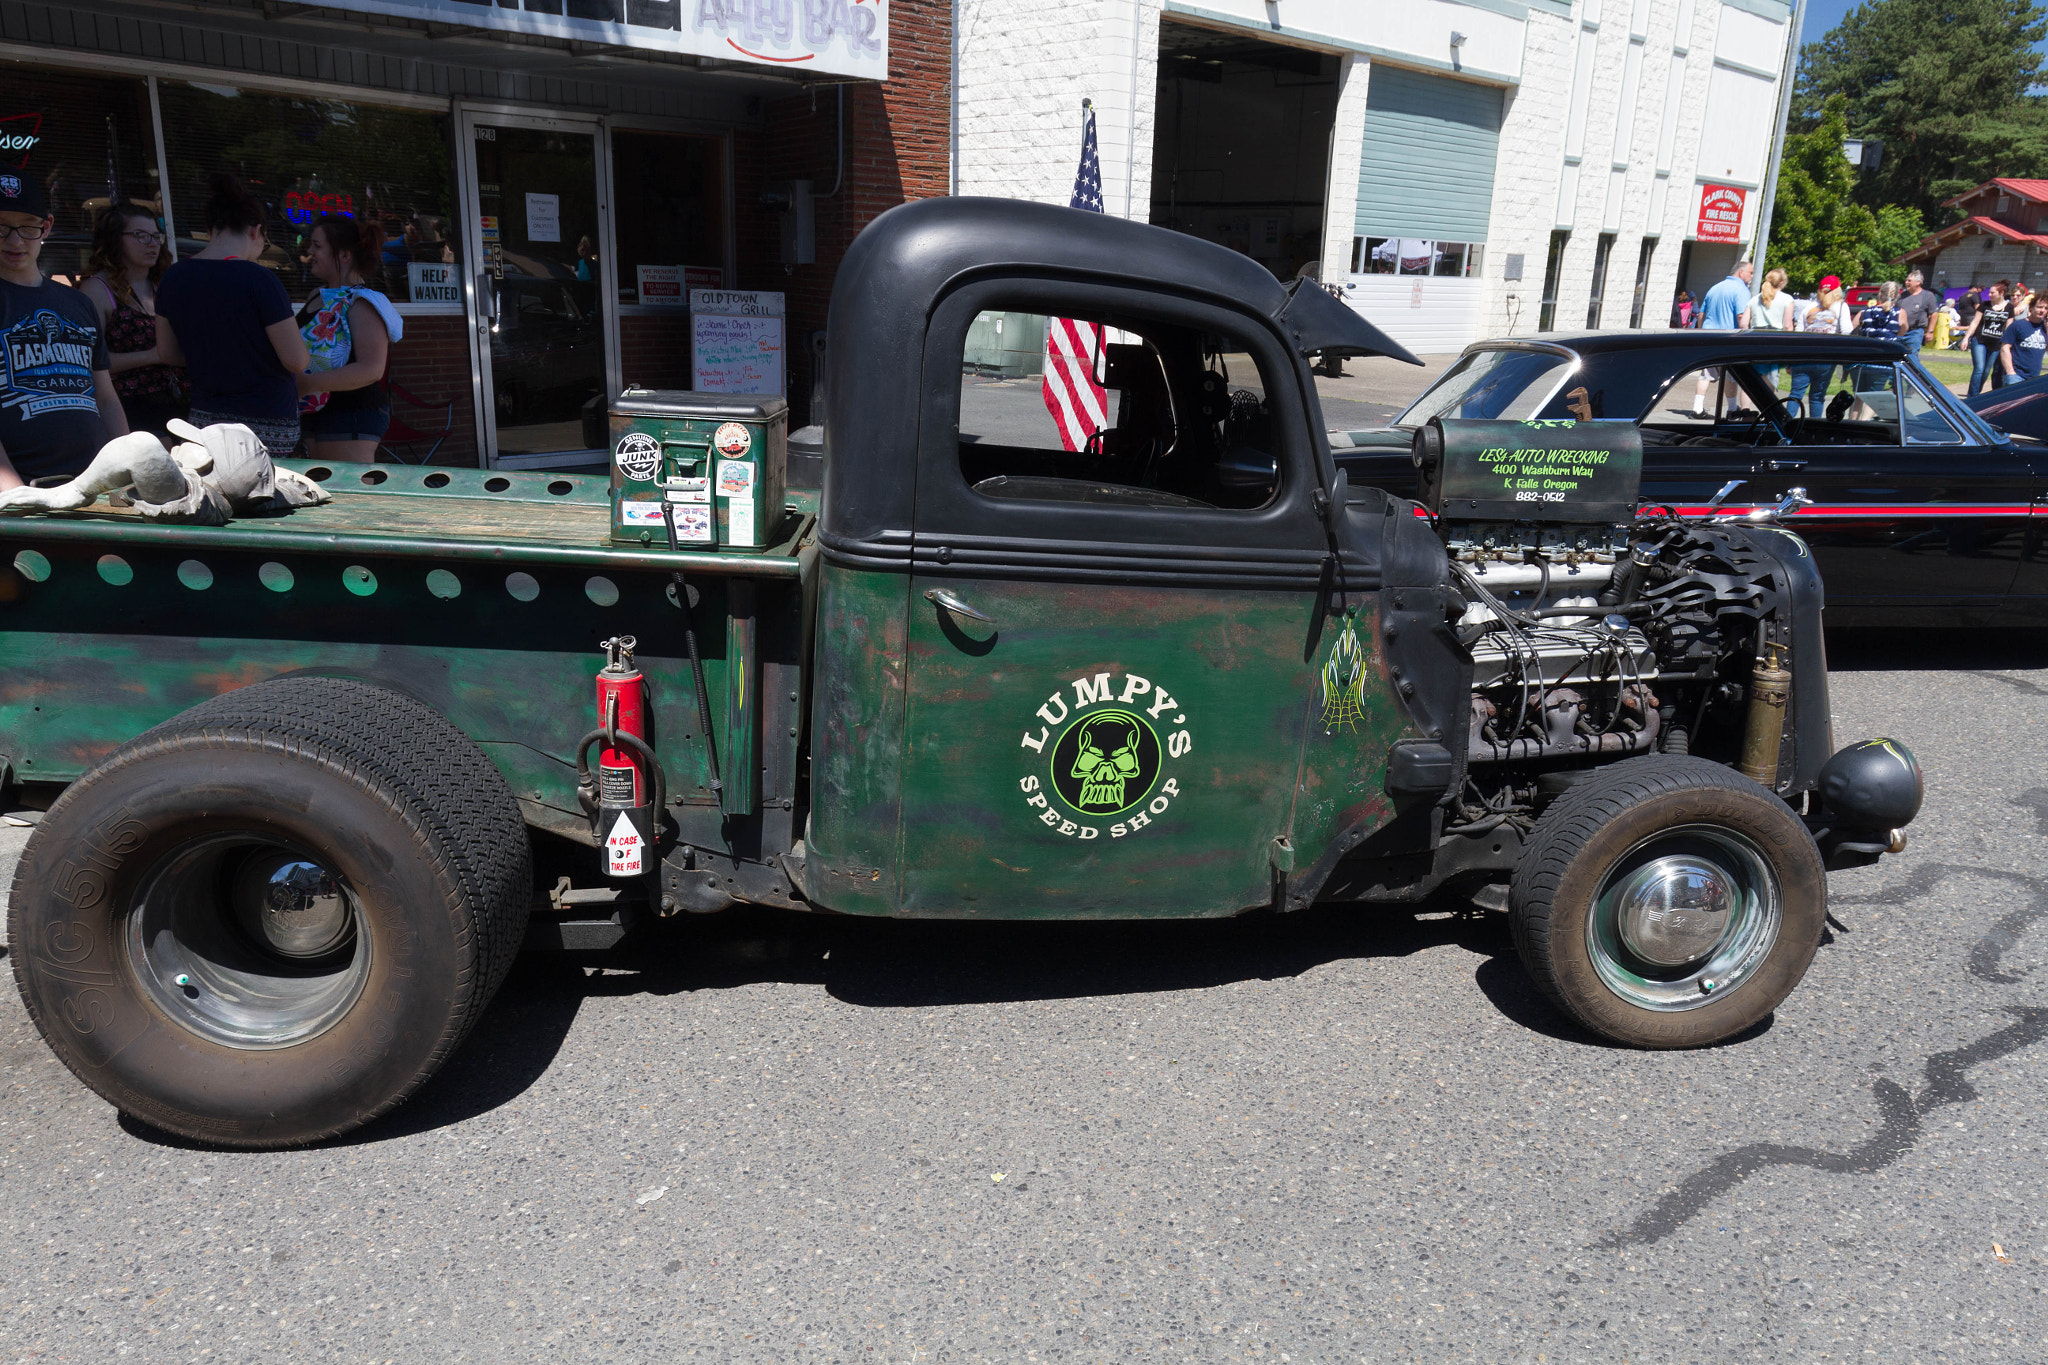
left=0, top=276, right=110, bottom=480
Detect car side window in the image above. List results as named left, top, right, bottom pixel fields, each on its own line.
left=1640, top=361, right=1905, bottom=449
left=955, top=307, right=1280, bottom=511
left=1899, top=368, right=1965, bottom=445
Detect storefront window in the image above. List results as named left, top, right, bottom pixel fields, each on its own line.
left=610, top=129, right=727, bottom=307
left=1353, top=237, right=1482, bottom=278
left=156, top=82, right=460, bottom=307
left=0, top=66, right=162, bottom=283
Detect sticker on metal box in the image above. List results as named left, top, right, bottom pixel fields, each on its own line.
left=615, top=431, right=661, bottom=482
left=713, top=422, right=751, bottom=457
left=671, top=505, right=714, bottom=542
left=620, top=500, right=666, bottom=525
left=716, top=459, right=754, bottom=496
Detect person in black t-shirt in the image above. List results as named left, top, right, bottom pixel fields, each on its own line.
left=1962, top=283, right=2012, bottom=395
left=0, top=172, right=129, bottom=488
left=154, top=174, right=310, bottom=457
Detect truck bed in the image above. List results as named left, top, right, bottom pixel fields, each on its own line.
left=2, top=460, right=815, bottom=576
left=0, top=461, right=817, bottom=849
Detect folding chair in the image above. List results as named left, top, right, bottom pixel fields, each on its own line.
left=377, top=378, right=455, bottom=465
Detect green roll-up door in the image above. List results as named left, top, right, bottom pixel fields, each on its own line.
left=1355, top=65, right=1505, bottom=242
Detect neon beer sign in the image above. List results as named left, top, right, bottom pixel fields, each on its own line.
left=284, top=190, right=356, bottom=224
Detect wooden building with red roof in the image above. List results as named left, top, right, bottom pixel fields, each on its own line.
left=1899, top=179, right=2048, bottom=294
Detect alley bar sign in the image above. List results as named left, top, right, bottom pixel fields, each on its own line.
left=322, top=0, right=888, bottom=81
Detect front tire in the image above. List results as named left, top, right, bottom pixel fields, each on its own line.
left=8, top=677, right=531, bottom=1146
left=1508, top=755, right=1826, bottom=1048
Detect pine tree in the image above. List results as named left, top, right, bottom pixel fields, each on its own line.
left=1792, top=0, right=2048, bottom=218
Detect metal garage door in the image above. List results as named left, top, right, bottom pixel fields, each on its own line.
left=1354, top=64, right=1505, bottom=242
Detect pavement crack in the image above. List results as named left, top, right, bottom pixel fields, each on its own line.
left=1594, top=1008, right=2048, bottom=1249
left=1832, top=860, right=2048, bottom=984
left=1595, top=854, right=2048, bottom=1248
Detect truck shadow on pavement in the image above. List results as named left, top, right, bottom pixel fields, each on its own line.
left=326, top=895, right=1601, bottom=1147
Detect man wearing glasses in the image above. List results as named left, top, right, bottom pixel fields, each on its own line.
left=0, top=173, right=128, bottom=491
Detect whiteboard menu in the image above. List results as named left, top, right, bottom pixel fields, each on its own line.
left=690, top=289, right=785, bottom=396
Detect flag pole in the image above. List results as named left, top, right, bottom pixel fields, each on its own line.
left=1750, top=0, right=1808, bottom=285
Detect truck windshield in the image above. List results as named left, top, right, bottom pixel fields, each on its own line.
left=1395, top=348, right=1574, bottom=428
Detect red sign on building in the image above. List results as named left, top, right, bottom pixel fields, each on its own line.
left=1696, top=184, right=1747, bottom=243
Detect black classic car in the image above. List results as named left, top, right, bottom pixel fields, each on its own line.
left=1332, top=331, right=2039, bottom=627
left=1964, top=371, right=2048, bottom=445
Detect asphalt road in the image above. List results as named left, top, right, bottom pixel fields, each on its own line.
left=3, top=631, right=2045, bottom=1362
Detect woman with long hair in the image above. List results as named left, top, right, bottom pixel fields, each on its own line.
left=1751, top=268, right=1793, bottom=330
left=295, top=214, right=402, bottom=463
left=79, top=203, right=185, bottom=439
left=1788, top=278, right=1849, bottom=419
left=153, top=172, right=309, bottom=457
left=1962, top=282, right=2012, bottom=394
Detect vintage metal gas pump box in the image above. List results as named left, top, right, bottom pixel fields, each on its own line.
left=608, top=389, right=788, bottom=551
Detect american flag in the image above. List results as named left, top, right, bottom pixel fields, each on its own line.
left=1042, top=100, right=1107, bottom=452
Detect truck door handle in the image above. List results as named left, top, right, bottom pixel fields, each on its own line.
left=1762, top=458, right=1807, bottom=472
left=924, top=587, right=993, bottom=623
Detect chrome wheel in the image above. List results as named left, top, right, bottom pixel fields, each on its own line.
left=127, top=835, right=370, bottom=1049
left=1584, top=824, right=1781, bottom=1012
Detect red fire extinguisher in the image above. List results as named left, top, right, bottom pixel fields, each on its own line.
left=576, top=635, right=665, bottom=879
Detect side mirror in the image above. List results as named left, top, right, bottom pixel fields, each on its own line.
left=1322, top=467, right=1350, bottom=532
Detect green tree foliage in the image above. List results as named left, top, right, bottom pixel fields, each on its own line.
left=1767, top=94, right=1881, bottom=291
left=1792, top=0, right=2048, bottom=218
left=1859, top=202, right=1928, bottom=281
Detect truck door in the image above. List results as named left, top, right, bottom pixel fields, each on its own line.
left=896, top=281, right=1333, bottom=917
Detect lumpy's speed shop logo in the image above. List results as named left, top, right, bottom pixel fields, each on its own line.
left=1018, top=672, right=1192, bottom=839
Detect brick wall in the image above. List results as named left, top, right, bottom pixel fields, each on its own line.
left=620, top=315, right=694, bottom=391
left=385, top=314, right=478, bottom=466
left=744, top=0, right=954, bottom=428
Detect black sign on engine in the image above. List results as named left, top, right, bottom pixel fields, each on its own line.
left=1415, top=417, right=1643, bottom=523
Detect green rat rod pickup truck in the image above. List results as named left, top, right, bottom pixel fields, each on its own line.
left=5, top=199, right=1922, bottom=1147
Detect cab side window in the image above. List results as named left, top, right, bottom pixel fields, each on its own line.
left=955, top=308, right=1281, bottom=511
left=1639, top=360, right=1903, bottom=448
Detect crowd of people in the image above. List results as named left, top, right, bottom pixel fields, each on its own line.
left=0, top=171, right=402, bottom=492
left=1671, top=262, right=2044, bottom=403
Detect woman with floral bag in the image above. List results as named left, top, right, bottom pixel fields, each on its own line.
left=295, top=215, right=402, bottom=463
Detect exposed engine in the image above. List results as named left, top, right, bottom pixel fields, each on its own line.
left=1409, top=417, right=1815, bottom=842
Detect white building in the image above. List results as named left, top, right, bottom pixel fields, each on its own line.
left=953, top=0, right=1793, bottom=353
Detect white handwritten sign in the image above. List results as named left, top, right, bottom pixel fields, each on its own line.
left=691, top=289, right=785, bottom=395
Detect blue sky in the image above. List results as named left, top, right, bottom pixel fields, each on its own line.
left=1796, top=0, right=2048, bottom=57
left=1796, top=0, right=1860, bottom=47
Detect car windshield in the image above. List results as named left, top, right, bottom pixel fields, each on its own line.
left=1395, top=348, right=1575, bottom=427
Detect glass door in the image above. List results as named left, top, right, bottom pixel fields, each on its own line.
left=459, top=111, right=611, bottom=464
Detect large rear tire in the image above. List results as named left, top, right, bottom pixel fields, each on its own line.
left=8, top=676, right=531, bottom=1147
left=1508, top=755, right=1826, bottom=1049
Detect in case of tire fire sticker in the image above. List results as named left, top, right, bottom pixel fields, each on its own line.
left=615, top=431, right=661, bottom=482
left=605, top=812, right=644, bottom=876
left=1018, top=672, right=1193, bottom=839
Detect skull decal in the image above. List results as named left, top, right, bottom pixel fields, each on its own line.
left=1048, top=707, right=1160, bottom=816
